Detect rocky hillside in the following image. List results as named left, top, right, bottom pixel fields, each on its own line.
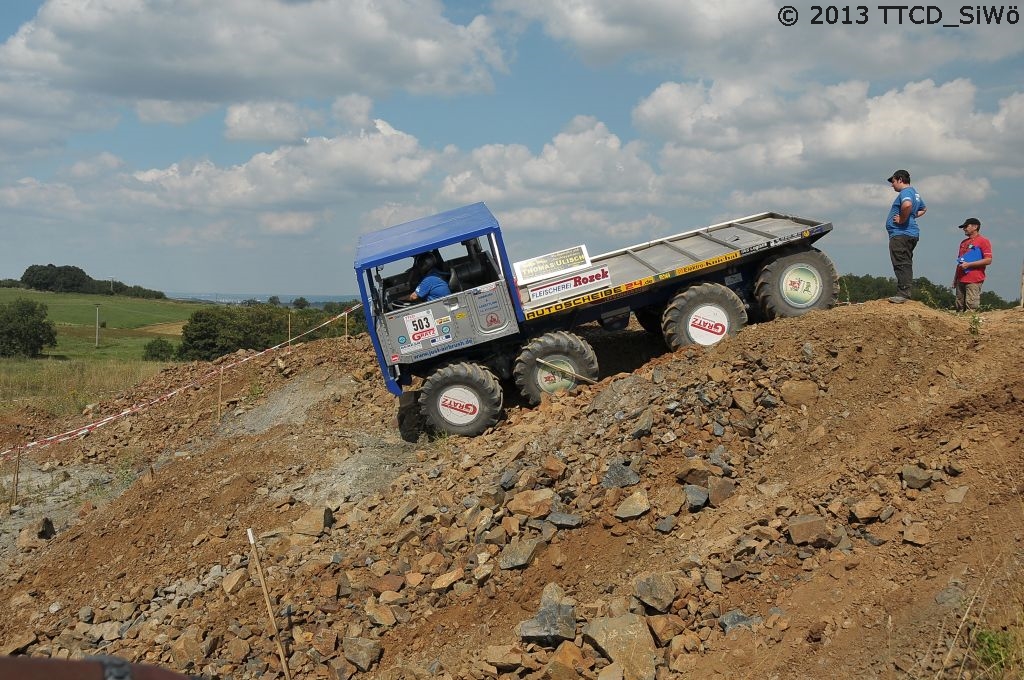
left=1, top=301, right=1023, bottom=679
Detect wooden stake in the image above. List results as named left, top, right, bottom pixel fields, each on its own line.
left=344, top=312, right=349, bottom=338
left=288, top=313, right=292, bottom=353
left=216, top=367, right=223, bottom=424
left=535, top=358, right=597, bottom=385
left=247, top=528, right=292, bottom=680
left=9, top=448, right=21, bottom=510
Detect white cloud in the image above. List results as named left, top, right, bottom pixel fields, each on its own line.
left=441, top=116, right=660, bottom=206
left=497, top=0, right=1021, bottom=80
left=0, top=0, right=505, bottom=100
left=225, top=101, right=322, bottom=142
left=136, top=100, right=218, bottom=124
left=67, top=152, right=123, bottom=179
left=129, top=119, right=434, bottom=209
left=259, top=211, right=320, bottom=235
left=0, top=176, right=82, bottom=213
left=641, top=77, right=1023, bottom=198
left=332, top=94, right=374, bottom=129
left=0, top=0, right=506, bottom=165
left=158, top=221, right=231, bottom=248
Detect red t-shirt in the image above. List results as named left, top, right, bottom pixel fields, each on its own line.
left=956, top=234, right=992, bottom=284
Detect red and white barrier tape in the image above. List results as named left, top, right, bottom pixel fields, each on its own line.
left=0, top=303, right=363, bottom=464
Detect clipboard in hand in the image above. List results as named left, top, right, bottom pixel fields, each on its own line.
left=958, top=244, right=983, bottom=265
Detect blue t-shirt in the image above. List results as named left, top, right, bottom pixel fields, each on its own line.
left=885, top=186, right=926, bottom=238
left=415, top=270, right=451, bottom=301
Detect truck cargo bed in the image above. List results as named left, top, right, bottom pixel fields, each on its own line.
left=517, top=212, right=832, bottom=314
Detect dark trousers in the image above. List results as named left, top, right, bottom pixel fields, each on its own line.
left=889, top=236, right=918, bottom=299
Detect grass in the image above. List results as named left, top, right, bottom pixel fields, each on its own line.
left=0, top=288, right=205, bottom=328
left=0, top=357, right=170, bottom=416
left=0, top=290, right=207, bottom=416
left=973, top=629, right=1018, bottom=673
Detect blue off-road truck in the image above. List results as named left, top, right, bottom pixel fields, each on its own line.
left=355, top=202, right=837, bottom=436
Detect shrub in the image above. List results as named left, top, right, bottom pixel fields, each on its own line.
left=0, top=298, right=58, bottom=357
left=142, top=337, right=176, bottom=361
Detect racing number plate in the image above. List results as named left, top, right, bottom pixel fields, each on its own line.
left=404, top=309, right=438, bottom=343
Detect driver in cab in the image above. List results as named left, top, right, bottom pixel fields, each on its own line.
left=399, top=253, right=451, bottom=303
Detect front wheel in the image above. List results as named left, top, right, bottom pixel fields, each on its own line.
left=513, top=331, right=599, bottom=405
left=754, top=247, right=839, bottom=319
left=420, top=362, right=503, bottom=437
left=662, top=283, right=747, bottom=351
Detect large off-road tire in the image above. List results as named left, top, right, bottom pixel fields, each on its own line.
left=754, top=247, right=839, bottom=320
left=396, top=390, right=427, bottom=443
left=420, top=362, right=503, bottom=437
left=634, top=306, right=663, bottom=335
left=662, top=283, right=747, bottom=350
left=513, top=331, right=599, bottom=405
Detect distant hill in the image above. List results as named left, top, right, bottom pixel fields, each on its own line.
left=15, top=264, right=165, bottom=299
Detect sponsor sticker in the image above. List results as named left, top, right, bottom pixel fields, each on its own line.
left=404, top=309, right=437, bottom=342
left=438, top=386, right=481, bottom=426
left=527, top=266, right=611, bottom=303
left=524, top=251, right=741, bottom=320
left=780, top=264, right=822, bottom=307
left=513, top=245, right=591, bottom=284
left=687, top=305, right=730, bottom=346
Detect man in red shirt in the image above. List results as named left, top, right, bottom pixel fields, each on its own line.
left=953, top=217, right=993, bottom=312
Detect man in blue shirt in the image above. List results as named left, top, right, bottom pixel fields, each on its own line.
left=884, top=169, right=927, bottom=303
left=400, top=254, right=451, bottom=303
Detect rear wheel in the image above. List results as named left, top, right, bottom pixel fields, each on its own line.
left=754, top=247, right=839, bottom=319
left=662, top=283, right=747, bottom=350
left=513, top=331, right=599, bottom=405
left=420, top=362, right=503, bottom=436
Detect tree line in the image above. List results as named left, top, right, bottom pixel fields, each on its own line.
left=171, top=303, right=366, bottom=361
left=838, top=273, right=1017, bottom=310
left=14, top=264, right=166, bottom=299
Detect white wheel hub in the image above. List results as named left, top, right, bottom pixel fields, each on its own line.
left=779, top=264, right=823, bottom=308
left=537, top=357, right=576, bottom=394
left=687, top=304, right=730, bottom=345
left=437, top=386, right=481, bottom=425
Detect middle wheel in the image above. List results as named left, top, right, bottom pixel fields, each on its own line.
left=513, top=331, right=599, bottom=405
left=661, top=282, right=748, bottom=351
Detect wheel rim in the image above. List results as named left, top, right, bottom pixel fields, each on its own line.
left=436, top=385, right=481, bottom=426
left=536, top=356, right=577, bottom=394
left=778, top=263, right=823, bottom=308
left=686, top=304, right=730, bottom=346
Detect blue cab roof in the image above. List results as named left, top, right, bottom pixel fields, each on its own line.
left=353, top=202, right=500, bottom=270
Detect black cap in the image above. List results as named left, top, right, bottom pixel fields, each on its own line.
left=958, top=217, right=981, bottom=229
left=886, top=169, right=911, bottom=183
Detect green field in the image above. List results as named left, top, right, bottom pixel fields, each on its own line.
left=0, top=288, right=206, bottom=329
left=1, top=289, right=211, bottom=415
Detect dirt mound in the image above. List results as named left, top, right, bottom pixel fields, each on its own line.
left=1, top=302, right=1023, bottom=679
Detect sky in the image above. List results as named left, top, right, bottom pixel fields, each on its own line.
left=0, top=1, right=1021, bottom=301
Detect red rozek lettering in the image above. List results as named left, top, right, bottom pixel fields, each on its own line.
left=440, top=397, right=478, bottom=416
left=571, top=269, right=609, bottom=286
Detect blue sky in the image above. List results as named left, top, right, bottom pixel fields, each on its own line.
left=0, top=1, right=1021, bottom=300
